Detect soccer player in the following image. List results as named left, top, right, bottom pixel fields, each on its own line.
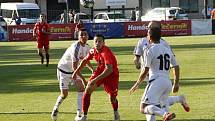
left=130, top=27, right=179, bottom=121
left=51, top=29, right=94, bottom=121
left=133, top=21, right=190, bottom=121
left=72, top=34, right=120, bottom=121
left=33, top=13, right=50, bottom=67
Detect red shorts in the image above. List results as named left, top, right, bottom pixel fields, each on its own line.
left=37, top=38, right=49, bottom=49
left=89, top=69, right=119, bottom=97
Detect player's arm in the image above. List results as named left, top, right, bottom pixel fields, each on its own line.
left=129, top=67, right=149, bottom=94
left=133, top=39, right=144, bottom=70
left=72, top=58, right=89, bottom=85
left=133, top=54, right=141, bottom=69
left=33, top=24, right=37, bottom=37
left=72, top=61, right=87, bottom=85
left=86, top=62, right=94, bottom=73
left=89, top=64, right=113, bottom=86
left=170, top=54, right=180, bottom=93
left=172, top=65, right=180, bottom=93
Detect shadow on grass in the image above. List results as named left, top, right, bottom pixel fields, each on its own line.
left=0, top=111, right=107, bottom=115
left=1, top=43, right=215, bottom=94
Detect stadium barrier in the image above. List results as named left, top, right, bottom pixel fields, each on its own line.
left=5, top=20, right=194, bottom=41
left=192, top=19, right=212, bottom=35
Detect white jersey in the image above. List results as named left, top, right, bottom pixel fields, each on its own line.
left=144, top=43, right=178, bottom=80
left=58, top=41, right=90, bottom=72
left=134, top=37, right=171, bottom=58
left=133, top=37, right=174, bottom=69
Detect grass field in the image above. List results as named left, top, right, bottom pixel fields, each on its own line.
left=0, top=35, right=215, bottom=121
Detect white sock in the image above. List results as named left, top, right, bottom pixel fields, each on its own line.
left=144, top=105, right=166, bottom=117
left=167, top=96, right=180, bottom=106
left=146, top=114, right=156, bottom=121
left=77, top=92, right=83, bottom=112
left=54, top=96, right=64, bottom=109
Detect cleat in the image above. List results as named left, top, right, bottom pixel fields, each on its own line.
left=114, top=111, right=120, bottom=121
left=51, top=108, right=58, bottom=121
left=75, top=115, right=87, bottom=121
left=74, top=115, right=82, bottom=121
left=163, top=112, right=176, bottom=121
left=180, top=95, right=190, bottom=112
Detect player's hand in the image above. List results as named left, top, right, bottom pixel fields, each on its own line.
left=71, top=73, right=77, bottom=80
left=134, top=59, right=141, bottom=70
left=129, top=83, right=139, bottom=95
left=172, top=82, right=179, bottom=93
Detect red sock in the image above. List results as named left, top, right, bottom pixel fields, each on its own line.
left=111, top=100, right=118, bottom=111
left=82, top=93, right=91, bottom=115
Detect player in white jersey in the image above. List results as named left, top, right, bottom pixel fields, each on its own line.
left=130, top=27, right=183, bottom=121
left=51, top=29, right=94, bottom=121
left=133, top=21, right=190, bottom=121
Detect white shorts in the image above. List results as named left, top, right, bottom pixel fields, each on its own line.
left=57, top=69, right=74, bottom=90
left=141, top=76, right=172, bottom=106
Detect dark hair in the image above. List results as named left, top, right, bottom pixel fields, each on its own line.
left=148, top=27, right=161, bottom=42
left=94, top=34, right=105, bottom=41
left=79, top=28, right=87, bottom=32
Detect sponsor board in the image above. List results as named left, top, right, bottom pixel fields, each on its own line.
left=8, top=24, right=76, bottom=41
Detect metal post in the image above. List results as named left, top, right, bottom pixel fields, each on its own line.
left=66, top=0, right=69, bottom=23
left=204, top=0, right=208, bottom=19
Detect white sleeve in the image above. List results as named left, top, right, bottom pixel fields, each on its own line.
left=144, top=49, right=153, bottom=68
left=170, top=54, right=178, bottom=67
left=133, top=38, right=146, bottom=56
left=71, top=44, right=79, bottom=62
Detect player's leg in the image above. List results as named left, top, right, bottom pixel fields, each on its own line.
left=76, top=79, right=98, bottom=121
left=140, top=77, right=175, bottom=120
left=145, top=114, right=156, bottom=121
left=51, top=70, right=70, bottom=121
left=104, top=75, right=120, bottom=121
left=167, top=95, right=190, bottom=112
left=73, top=78, right=85, bottom=120
left=37, top=47, right=44, bottom=64
left=44, top=42, right=49, bottom=67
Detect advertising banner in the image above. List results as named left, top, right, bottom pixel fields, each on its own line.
left=85, top=23, right=124, bottom=38
left=124, top=20, right=191, bottom=37
left=161, top=20, right=191, bottom=36
left=124, top=21, right=148, bottom=37
left=7, top=24, right=76, bottom=41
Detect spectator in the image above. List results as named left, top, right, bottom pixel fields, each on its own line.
left=130, top=10, right=136, bottom=21
left=15, top=16, right=22, bottom=25
left=202, top=6, right=212, bottom=19
left=74, top=20, right=85, bottom=39
left=135, top=6, right=141, bottom=21
left=60, top=9, right=75, bottom=23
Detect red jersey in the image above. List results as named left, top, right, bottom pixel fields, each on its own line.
left=86, top=46, right=119, bottom=75
left=34, top=22, right=49, bottom=39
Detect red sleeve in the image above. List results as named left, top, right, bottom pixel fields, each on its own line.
left=85, top=48, right=94, bottom=61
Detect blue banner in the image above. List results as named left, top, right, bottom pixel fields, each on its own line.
left=84, top=23, right=124, bottom=38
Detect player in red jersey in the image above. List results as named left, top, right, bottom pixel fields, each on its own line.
left=33, top=13, right=50, bottom=67
left=72, top=34, right=120, bottom=121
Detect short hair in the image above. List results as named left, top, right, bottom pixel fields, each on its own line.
left=94, top=34, right=105, bottom=41
left=79, top=28, right=87, bottom=32
left=147, top=21, right=161, bottom=29
left=148, top=27, right=161, bottom=42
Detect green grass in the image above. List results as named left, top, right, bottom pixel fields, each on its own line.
left=0, top=35, right=215, bottom=121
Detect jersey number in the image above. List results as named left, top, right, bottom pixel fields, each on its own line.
left=157, top=54, right=170, bottom=70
